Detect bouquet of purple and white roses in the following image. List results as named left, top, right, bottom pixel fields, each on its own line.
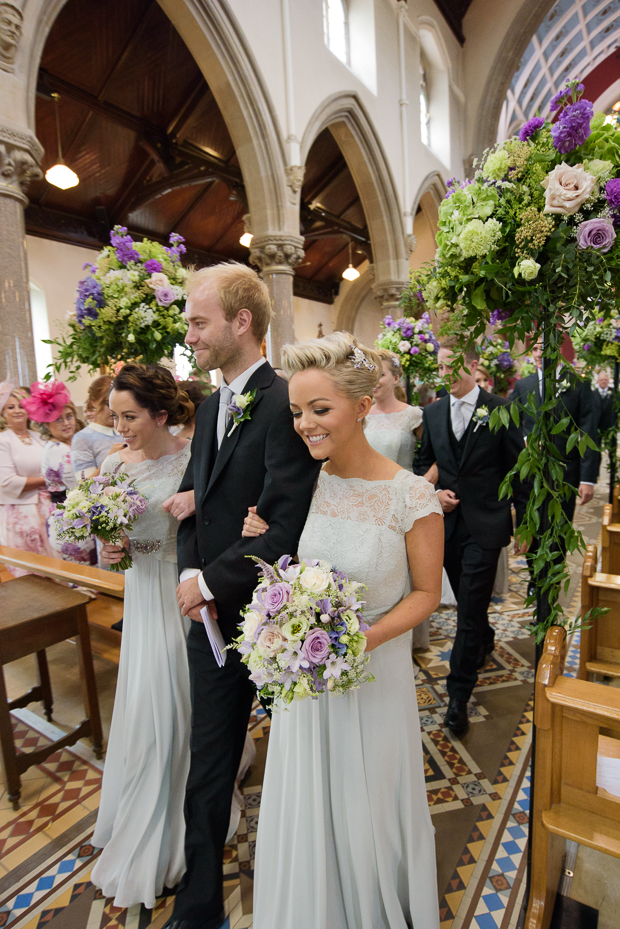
left=375, top=310, right=440, bottom=382
left=231, top=555, right=374, bottom=707
left=51, top=467, right=147, bottom=572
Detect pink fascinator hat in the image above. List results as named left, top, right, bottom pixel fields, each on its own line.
left=21, top=381, right=72, bottom=423
left=0, top=381, right=16, bottom=415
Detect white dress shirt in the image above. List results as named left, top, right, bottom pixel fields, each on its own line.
left=449, top=385, right=480, bottom=440
left=181, top=357, right=267, bottom=602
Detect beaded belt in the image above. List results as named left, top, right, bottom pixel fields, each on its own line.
left=129, top=539, right=163, bottom=554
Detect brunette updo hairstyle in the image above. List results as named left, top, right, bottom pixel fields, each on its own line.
left=281, top=332, right=382, bottom=411
left=86, top=374, right=113, bottom=417
left=111, top=363, right=194, bottom=426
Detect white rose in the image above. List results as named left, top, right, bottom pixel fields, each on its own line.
left=145, top=272, right=170, bottom=290
left=242, top=611, right=262, bottom=640
left=344, top=610, right=360, bottom=633
left=398, top=340, right=411, bottom=352
left=299, top=567, right=330, bottom=593
left=247, top=650, right=263, bottom=673
left=613, top=319, right=620, bottom=329
left=541, top=162, right=597, bottom=215
left=256, top=626, right=285, bottom=657
left=233, top=393, right=250, bottom=410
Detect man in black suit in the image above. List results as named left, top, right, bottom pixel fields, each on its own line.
left=163, top=263, right=320, bottom=929
left=592, top=370, right=616, bottom=480
left=414, top=341, right=529, bottom=737
left=511, top=339, right=598, bottom=514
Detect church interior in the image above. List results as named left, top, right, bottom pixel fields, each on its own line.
left=1, top=1, right=620, bottom=927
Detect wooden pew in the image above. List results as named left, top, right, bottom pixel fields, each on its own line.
left=526, top=626, right=620, bottom=929
left=601, top=503, right=620, bottom=575
left=613, top=483, right=620, bottom=522
left=0, top=546, right=122, bottom=664
left=578, top=544, right=620, bottom=681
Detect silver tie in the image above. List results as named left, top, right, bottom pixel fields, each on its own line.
left=217, top=385, right=234, bottom=447
left=452, top=399, right=466, bottom=441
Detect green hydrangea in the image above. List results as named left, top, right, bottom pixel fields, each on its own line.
left=482, top=149, right=510, bottom=181
left=459, top=217, right=502, bottom=258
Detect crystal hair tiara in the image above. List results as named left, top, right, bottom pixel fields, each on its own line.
left=349, top=345, right=377, bottom=372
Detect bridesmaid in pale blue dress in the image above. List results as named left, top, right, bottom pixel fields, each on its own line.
left=244, top=333, right=443, bottom=929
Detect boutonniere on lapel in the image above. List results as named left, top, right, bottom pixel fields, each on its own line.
left=556, top=374, right=572, bottom=395
left=227, top=389, right=257, bottom=438
left=473, top=406, right=490, bottom=432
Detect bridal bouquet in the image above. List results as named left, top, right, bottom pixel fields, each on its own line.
left=231, top=555, right=373, bottom=707
left=51, top=468, right=148, bottom=571
left=46, top=227, right=189, bottom=377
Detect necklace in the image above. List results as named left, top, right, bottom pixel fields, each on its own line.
left=14, top=431, right=32, bottom=445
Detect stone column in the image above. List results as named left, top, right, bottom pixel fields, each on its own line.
left=249, top=233, right=305, bottom=365
left=0, top=126, right=42, bottom=385
left=372, top=280, right=410, bottom=315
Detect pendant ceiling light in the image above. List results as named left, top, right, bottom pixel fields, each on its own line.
left=342, top=240, right=360, bottom=281
left=45, top=93, right=79, bottom=190
left=239, top=232, right=253, bottom=247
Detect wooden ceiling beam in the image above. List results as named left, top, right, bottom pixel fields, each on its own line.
left=167, top=75, right=208, bottom=140
left=302, top=157, right=348, bottom=205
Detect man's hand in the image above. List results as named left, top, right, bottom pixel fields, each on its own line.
left=423, top=463, right=439, bottom=485
left=163, top=490, right=196, bottom=521
left=514, top=537, right=529, bottom=555
left=437, top=489, right=460, bottom=513
left=577, top=483, right=594, bottom=506
left=176, top=575, right=205, bottom=615
left=187, top=598, right=219, bottom=623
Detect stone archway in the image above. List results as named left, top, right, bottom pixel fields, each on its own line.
left=301, top=92, right=409, bottom=303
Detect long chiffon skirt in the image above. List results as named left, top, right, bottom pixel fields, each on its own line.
left=91, top=556, right=191, bottom=909
left=253, top=632, right=440, bottom=929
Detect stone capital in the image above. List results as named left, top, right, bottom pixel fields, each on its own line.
left=250, top=233, right=305, bottom=275
left=0, top=2, right=23, bottom=73
left=372, top=279, right=409, bottom=311
left=0, top=126, right=43, bottom=202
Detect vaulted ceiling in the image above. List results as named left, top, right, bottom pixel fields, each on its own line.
left=29, top=0, right=369, bottom=305
left=502, top=0, right=620, bottom=138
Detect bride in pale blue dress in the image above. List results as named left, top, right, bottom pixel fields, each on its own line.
left=244, top=333, right=443, bottom=929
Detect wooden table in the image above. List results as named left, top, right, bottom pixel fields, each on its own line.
left=0, top=576, right=103, bottom=809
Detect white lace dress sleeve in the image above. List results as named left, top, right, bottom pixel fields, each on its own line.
left=399, top=470, right=443, bottom=532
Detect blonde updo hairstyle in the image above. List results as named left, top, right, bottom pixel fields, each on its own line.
left=111, top=363, right=194, bottom=426
left=281, top=332, right=382, bottom=422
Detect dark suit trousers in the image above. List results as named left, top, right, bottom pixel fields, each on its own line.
left=174, top=621, right=255, bottom=923
left=444, top=511, right=501, bottom=703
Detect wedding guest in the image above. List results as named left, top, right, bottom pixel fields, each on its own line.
left=244, top=332, right=443, bottom=929
left=366, top=349, right=423, bottom=469
left=475, top=365, right=490, bottom=390
left=71, top=374, right=117, bottom=477
left=417, top=383, right=437, bottom=407
left=28, top=383, right=96, bottom=566
left=0, top=382, right=51, bottom=574
left=414, top=340, right=529, bottom=737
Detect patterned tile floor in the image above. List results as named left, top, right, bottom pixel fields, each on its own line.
left=0, top=474, right=608, bottom=928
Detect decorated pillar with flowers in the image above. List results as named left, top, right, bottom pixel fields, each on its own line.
left=375, top=311, right=439, bottom=402
left=249, top=233, right=305, bottom=364
left=48, top=227, right=190, bottom=378
left=0, top=126, right=43, bottom=384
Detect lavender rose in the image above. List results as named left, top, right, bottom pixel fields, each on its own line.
left=576, top=218, right=616, bottom=253
left=301, top=627, right=331, bottom=666
left=259, top=582, right=292, bottom=615
left=154, top=285, right=177, bottom=307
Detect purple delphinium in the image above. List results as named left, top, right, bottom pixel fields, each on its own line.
left=416, top=289, right=424, bottom=302
left=110, top=226, right=141, bottom=265
left=144, top=258, right=163, bottom=274
left=551, top=99, right=593, bottom=154
left=518, top=117, right=545, bottom=142
left=497, top=351, right=514, bottom=371
left=165, top=232, right=187, bottom=261
left=604, top=179, right=620, bottom=228
left=383, top=315, right=397, bottom=329
left=75, top=277, right=104, bottom=325
left=549, top=87, right=570, bottom=112
left=82, top=261, right=97, bottom=273
left=400, top=320, right=414, bottom=338
left=490, top=308, right=510, bottom=326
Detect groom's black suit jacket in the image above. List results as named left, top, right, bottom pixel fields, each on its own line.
left=413, top=388, right=529, bottom=551
left=177, top=361, right=321, bottom=642
left=510, top=369, right=598, bottom=484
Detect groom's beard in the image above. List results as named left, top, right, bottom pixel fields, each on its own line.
left=193, top=326, right=242, bottom=373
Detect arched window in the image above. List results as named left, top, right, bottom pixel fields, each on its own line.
left=323, top=0, right=349, bottom=66
left=419, top=62, right=430, bottom=148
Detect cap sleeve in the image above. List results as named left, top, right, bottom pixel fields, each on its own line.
left=408, top=405, right=423, bottom=431
left=398, top=471, right=442, bottom=532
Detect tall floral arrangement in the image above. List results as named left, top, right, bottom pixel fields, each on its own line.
left=46, top=227, right=189, bottom=377
left=411, top=79, right=620, bottom=639
left=375, top=311, right=439, bottom=383
left=477, top=337, right=517, bottom=394
left=572, top=309, right=620, bottom=371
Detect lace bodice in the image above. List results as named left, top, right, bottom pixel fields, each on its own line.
left=298, top=469, right=442, bottom=623
left=365, top=406, right=423, bottom=470
left=100, top=445, right=191, bottom=562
